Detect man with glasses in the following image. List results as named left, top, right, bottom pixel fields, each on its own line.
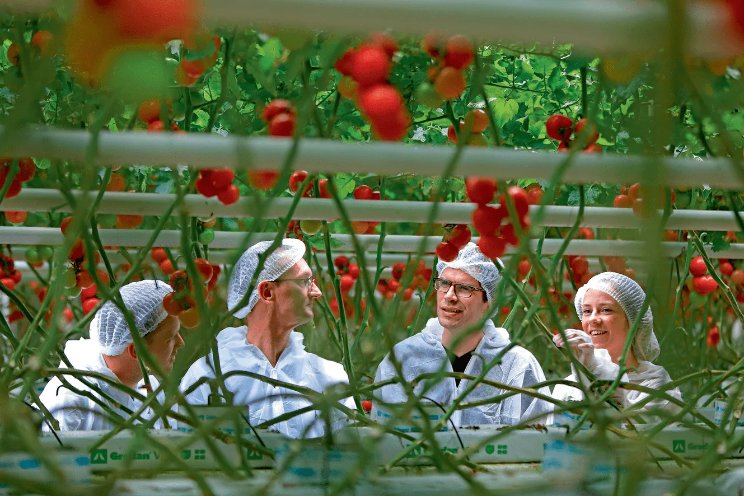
left=374, top=242, right=551, bottom=426
left=180, top=239, right=353, bottom=438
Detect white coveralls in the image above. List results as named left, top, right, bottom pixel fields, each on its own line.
left=551, top=348, right=683, bottom=413
left=374, top=318, right=552, bottom=426
left=180, top=326, right=354, bottom=439
left=38, top=338, right=165, bottom=431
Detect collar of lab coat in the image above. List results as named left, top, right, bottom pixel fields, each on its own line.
left=60, top=338, right=124, bottom=398
left=218, top=325, right=307, bottom=368
left=420, top=317, right=511, bottom=351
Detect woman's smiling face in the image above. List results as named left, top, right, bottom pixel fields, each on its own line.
left=580, top=288, right=630, bottom=363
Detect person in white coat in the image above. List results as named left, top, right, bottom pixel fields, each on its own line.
left=180, top=239, right=354, bottom=439
left=374, top=243, right=552, bottom=426
left=552, top=272, right=682, bottom=414
left=39, top=280, right=184, bottom=431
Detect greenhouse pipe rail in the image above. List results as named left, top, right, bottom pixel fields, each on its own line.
left=2, top=188, right=743, bottom=232
left=3, top=0, right=741, bottom=57
left=2, top=127, right=744, bottom=190
left=3, top=226, right=744, bottom=259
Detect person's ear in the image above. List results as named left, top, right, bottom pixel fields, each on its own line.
left=126, top=342, right=137, bottom=360
left=257, top=280, right=275, bottom=302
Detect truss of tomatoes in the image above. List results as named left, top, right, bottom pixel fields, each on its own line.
left=161, top=258, right=220, bottom=328
left=464, top=178, right=532, bottom=259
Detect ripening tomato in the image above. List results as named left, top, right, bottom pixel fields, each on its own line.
left=353, top=185, right=374, bottom=200
left=465, top=177, right=496, bottom=205
left=447, top=224, right=471, bottom=249
left=248, top=169, right=279, bottom=191
left=435, top=241, right=459, bottom=262
left=545, top=114, right=573, bottom=142
left=689, top=256, right=708, bottom=277
left=289, top=170, right=309, bottom=193
left=392, top=262, right=406, bottom=281
left=217, top=184, right=240, bottom=205
left=478, top=234, right=506, bottom=259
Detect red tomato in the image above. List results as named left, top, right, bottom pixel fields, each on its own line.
left=248, top=169, right=279, bottom=190
left=435, top=241, right=459, bottom=262
left=465, top=177, right=496, bottom=205
left=261, top=99, right=295, bottom=122
left=354, top=185, right=374, bottom=200
left=545, top=114, right=573, bottom=141
left=478, top=234, right=506, bottom=259
left=447, top=224, right=472, bottom=249
left=217, top=184, right=240, bottom=205
left=391, top=262, right=406, bottom=281
left=689, top=256, right=708, bottom=277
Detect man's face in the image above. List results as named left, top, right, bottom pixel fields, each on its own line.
left=144, top=315, right=184, bottom=373
left=436, top=268, right=489, bottom=336
left=272, top=259, right=322, bottom=328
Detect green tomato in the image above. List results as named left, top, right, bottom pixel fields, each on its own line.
left=63, top=267, right=77, bottom=289
left=415, top=82, right=443, bottom=109
left=199, top=229, right=215, bottom=245
left=25, top=248, right=41, bottom=265
left=65, top=285, right=82, bottom=298
left=38, top=246, right=54, bottom=260
left=301, top=219, right=322, bottom=235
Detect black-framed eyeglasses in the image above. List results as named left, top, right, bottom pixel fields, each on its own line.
left=433, top=278, right=484, bottom=299
left=271, top=274, right=317, bottom=289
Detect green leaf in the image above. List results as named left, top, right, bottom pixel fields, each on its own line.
left=710, top=232, right=731, bottom=252
left=333, top=173, right=356, bottom=198
left=491, top=99, right=519, bottom=127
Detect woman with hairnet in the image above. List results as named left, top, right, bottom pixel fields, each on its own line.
left=552, top=272, right=682, bottom=413
left=39, top=280, right=184, bottom=431
left=374, top=242, right=552, bottom=426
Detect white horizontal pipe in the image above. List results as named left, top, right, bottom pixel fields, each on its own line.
left=2, top=189, right=742, bottom=231
left=3, top=226, right=743, bottom=258
left=5, top=0, right=742, bottom=57
left=3, top=127, right=744, bottom=190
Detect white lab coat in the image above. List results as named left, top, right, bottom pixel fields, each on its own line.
left=180, top=326, right=354, bottom=439
left=38, top=338, right=166, bottom=431
left=552, top=349, right=682, bottom=414
left=374, top=318, right=552, bottom=426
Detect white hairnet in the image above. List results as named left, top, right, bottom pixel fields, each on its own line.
left=228, top=238, right=306, bottom=319
left=436, top=242, right=500, bottom=302
left=574, top=271, right=660, bottom=362
left=90, top=280, right=173, bottom=356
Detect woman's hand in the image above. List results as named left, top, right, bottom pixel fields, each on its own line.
left=553, top=329, right=595, bottom=368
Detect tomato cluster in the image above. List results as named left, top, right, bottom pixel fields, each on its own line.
left=435, top=224, right=472, bottom=262
left=177, top=34, right=221, bottom=87
left=161, top=257, right=220, bottom=328
left=351, top=185, right=382, bottom=234
left=79, top=281, right=101, bottom=316
left=565, top=255, right=592, bottom=287
left=546, top=115, right=601, bottom=153
left=466, top=178, right=530, bottom=259
left=0, top=157, right=35, bottom=199
left=261, top=99, right=297, bottom=138
left=613, top=182, right=675, bottom=217
left=329, top=256, right=363, bottom=318
left=335, top=34, right=411, bottom=141
left=65, top=0, right=198, bottom=84
left=7, top=29, right=54, bottom=67
left=195, top=168, right=240, bottom=205
left=0, top=255, right=21, bottom=292
left=137, top=98, right=179, bottom=133
left=689, top=255, right=719, bottom=295
left=420, top=34, right=474, bottom=101
left=447, top=109, right=489, bottom=147
left=380, top=260, right=433, bottom=302
left=60, top=217, right=106, bottom=295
